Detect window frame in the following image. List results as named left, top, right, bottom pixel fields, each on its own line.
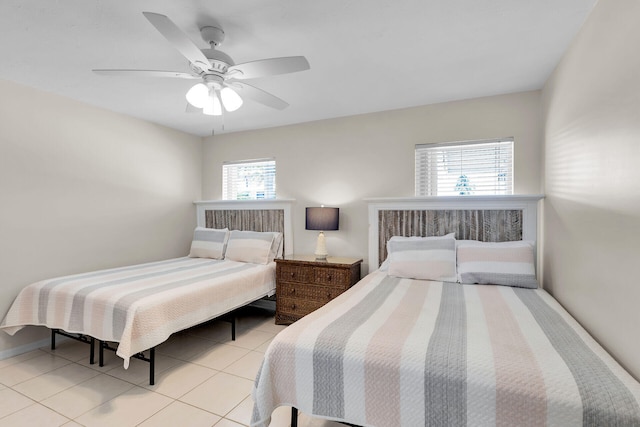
left=222, top=158, right=276, bottom=200
left=415, top=138, right=514, bottom=197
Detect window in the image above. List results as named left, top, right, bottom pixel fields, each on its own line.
left=222, top=158, right=276, bottom=200
left=415, top=138, right=513, bottom=196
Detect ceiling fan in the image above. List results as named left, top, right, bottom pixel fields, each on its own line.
left=93, top=12, right=310, bottom=116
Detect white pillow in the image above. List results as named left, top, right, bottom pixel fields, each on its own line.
left=387, top=234, right=457, bottom=282
left=188, top=227, right=229, bottom=259
left=379, top=233, right=454, bottom=271
left=225, top=230, right=279, bottom=264
left=456, top=240, right=538, bottom=288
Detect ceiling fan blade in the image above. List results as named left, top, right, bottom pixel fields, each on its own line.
left=185, top=103, right=201, bottom=113
left=231, top=82, right=289, bottom=110
left=142, top=12, right=211, bottom=72
left=228, top=56, right=310, bottom=80
left=93, top=69, right=198, bottom=79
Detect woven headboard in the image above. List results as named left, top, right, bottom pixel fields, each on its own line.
left=367, top=195, right=543, bottom=274
left=194, top=200, right=294, bottom=257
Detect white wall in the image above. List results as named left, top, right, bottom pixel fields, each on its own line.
left=542, top=0, right=640, bottom=379
left=203, top=91, right=542, bottom=271
left=0, top=79, right=202, bottom=356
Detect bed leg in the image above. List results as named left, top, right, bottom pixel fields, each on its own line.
left=51, top=329, right=56, bottom=350
left=89, top=337, right=95, bottom=365
left=232, top=316, right=236, bottom=341
left=291, top=407, right=298, bottom=427
left=99, top=340, right=105, bottom=367
left=149, top=347, right=155, bottom=386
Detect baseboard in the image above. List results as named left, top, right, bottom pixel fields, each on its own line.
left=0, top=335, right=68, bottom=361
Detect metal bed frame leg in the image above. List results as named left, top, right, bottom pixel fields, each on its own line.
left=51, top=329, right=97, bottom=365
left=99, top=340, right=105, bottom=367
left=232, top=316, right=236, bottom=341
left=291, top=407, right=298, bottom=427
left=50, top=312, right=236, bottom=387
left=92, top=339, right=156, bottom=385
left=150, top=347, right=155, bottom=386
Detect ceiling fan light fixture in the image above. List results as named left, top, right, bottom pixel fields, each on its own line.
left=203, top=91, right=222, bottom=116
left=186, top=83, right=209, bottom=108
left=220, top=87, right=243, bottom=112
left=94, top=13, right=310, bottom=119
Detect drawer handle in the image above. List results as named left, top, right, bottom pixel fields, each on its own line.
left=290, top=288, right=296, bottom=295
left=327, top=275, right=332, bottom=282
left=290, top=272, right=295, bottom=278
left=291, top=303, right=296, bottom=310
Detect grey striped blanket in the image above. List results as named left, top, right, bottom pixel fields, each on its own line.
left=252, top=271, right=640, bottom=426
left=1, top=257, right=275, bottom=367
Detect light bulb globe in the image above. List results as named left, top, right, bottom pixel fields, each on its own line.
left=220, top=87, right=243, bottom=112
left=186, top=83, right=209, bottom=108
left=202, top=91, right=222, bottom=116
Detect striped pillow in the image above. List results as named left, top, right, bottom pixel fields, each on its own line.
left=456, top=240, right=538, bottom=288
left=387, top=235, right=457, bottom=282
left=188, top=227, right=229, bottom=259
left=225, top=230, right=278, bottom=264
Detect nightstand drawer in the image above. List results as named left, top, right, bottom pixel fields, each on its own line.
left=278, top=298, right=325, bottom=317
left=277, top=264, right=312, bottom=283
left=277, top=297, right=324, bottom=318
left=278, top=282, right=340, bottom=303
left=313, top=267, right=349, bottom=286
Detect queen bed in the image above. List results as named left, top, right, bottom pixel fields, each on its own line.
left=251, top=196, right=640, bottom=427
left=1, top=200, right=293, bottom=385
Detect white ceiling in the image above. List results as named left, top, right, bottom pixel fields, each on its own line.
left=0, top=1, right=597, bottom=137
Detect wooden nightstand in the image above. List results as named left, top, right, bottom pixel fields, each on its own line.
left=275, top=255, right=362, bottom=325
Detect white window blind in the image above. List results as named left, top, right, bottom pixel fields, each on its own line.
left=415, top=138, right=513, bottom=196
left=222, top=158, right=276, bottom=200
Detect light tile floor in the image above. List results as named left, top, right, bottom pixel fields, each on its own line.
left=0, top=306, right=342, bottom=427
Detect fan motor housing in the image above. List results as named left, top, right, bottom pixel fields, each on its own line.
left=202, top=74, right=225, bottom=89
left=201, top=26, right=225, bottom=46
left=190, top=48, right=234, bottom=75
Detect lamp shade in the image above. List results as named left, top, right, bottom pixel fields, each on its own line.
left=305, top=207, right=339, bottom=231
left=220, top=87, right=243, bottom=112
left=186, top=84, right=243, bottom=115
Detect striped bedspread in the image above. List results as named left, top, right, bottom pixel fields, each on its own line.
left=251, top=271, right=640, bottom=427
left=1, top=257, right=275, bottom=367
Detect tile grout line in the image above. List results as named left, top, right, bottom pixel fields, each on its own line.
left=1, top=309, right=285, bottom=427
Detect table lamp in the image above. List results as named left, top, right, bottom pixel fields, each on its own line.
left=305, top=206, right=339, bottom=260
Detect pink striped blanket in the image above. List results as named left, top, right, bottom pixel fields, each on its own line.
left=252, top=271, right=640, bottom=426
left=1, top=257, right=275, bottom=368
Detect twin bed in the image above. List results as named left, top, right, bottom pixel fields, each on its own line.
left=0, top=201, right=292, bottom=384
left=251, top=197, right=640, bottom=427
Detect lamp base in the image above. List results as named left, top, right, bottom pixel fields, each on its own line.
left=314, top=231, right=328, bottom=260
